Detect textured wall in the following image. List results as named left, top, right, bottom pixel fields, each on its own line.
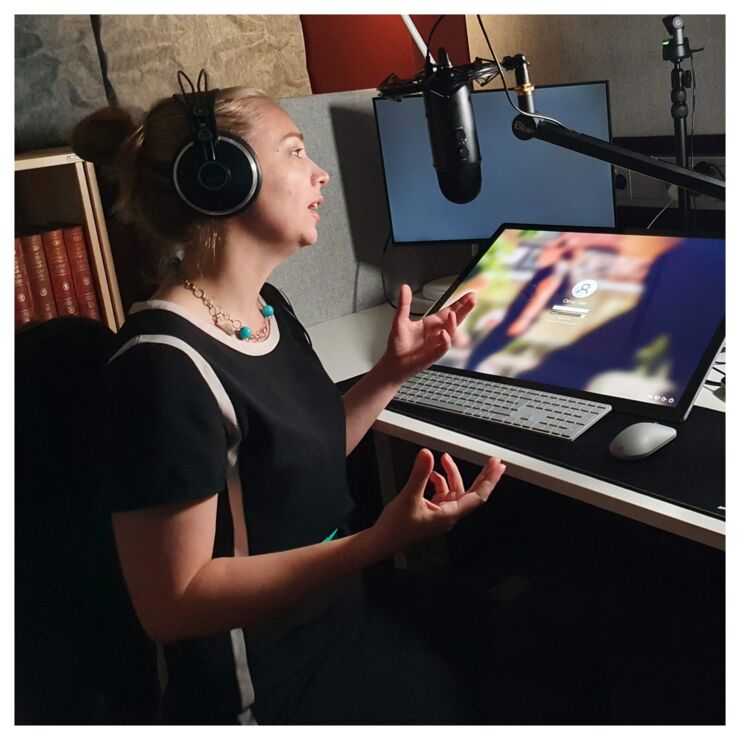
left=21, top=14, right=726, bottom=148
left=15, top=15, right=108, bottom=152
left=98, top=15, right=311, bottom=116
left=15, top=14, right=311, bottom=151
left=466, top=15, right=725, bottom=137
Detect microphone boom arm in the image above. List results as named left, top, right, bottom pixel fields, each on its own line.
left=512, top=116, right=725, bottom=201
left=507, top=53, right=724, bottom=202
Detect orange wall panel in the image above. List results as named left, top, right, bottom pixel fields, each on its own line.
left=300, top=15, right=470, bottom=94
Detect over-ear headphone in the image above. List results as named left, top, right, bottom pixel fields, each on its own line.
left=171, top=70, right=262, bottom=218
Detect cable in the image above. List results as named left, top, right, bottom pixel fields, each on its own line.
left=689, top=52, right=696, bottom=172
left=703, top=343, right=726, bottom=389
left=689, top=52, right=697, bottom=230
left=703, top=363, right=725, bottom=391
left=380, top=232, right=396, bottom=308
left=379, top=231, right=425, bottom=317
left=476, top=15, right=566, bottom=129
left=646, top=201, right=673, bottom=230
left=425, top=15, right=445, bottom=67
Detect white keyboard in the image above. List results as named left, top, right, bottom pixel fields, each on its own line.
left=394, top=368, right=611, bottom=441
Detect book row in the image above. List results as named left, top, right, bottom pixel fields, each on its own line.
left=15, top=226, right=102, bottom=328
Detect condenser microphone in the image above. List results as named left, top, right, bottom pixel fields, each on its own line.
left=422, top=48, right=482, bottom=204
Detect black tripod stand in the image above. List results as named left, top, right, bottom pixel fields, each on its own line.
left=662, top=15, right=700, bottom=229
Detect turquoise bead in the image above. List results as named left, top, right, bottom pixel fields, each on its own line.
left=261, top=304, right=274, bottom=317
left=322, top=528, right=339, bottom=543
left=237, top=326, right=252, bottom=340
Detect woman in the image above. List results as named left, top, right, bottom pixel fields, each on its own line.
left=73, top=75, right=508, bottom=724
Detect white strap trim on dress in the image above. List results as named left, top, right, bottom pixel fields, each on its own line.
left=109, top=333, right=256, bottom=721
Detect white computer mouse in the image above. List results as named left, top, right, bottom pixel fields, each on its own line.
left=608, top=422, right=677, bottom=461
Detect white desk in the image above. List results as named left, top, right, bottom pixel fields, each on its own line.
left=308, top=302, right=726, bottom=551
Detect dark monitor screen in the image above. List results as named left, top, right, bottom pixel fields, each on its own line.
left=430, top=224, right=725, bottom=422
left=373, top=82, right=616, bottom=244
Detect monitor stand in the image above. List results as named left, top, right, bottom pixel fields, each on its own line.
left=422, top=275, right=457, bottom=301
left=412, top=276, right=457, bottom=315
left=414, top=243, right=479, bottom=314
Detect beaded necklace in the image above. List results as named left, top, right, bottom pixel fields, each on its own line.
left=181, top=279, right=274, bottom=341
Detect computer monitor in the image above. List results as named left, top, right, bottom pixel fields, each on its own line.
left=373, top=82, right=616, bottom=244
left=430, top=224, right=725, bottom=422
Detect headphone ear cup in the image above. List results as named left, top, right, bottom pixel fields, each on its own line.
left=172, top=134, right=262, bottom=217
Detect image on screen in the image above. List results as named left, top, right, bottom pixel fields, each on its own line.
left=373, top=82, right=616, bottom=243
left=437, top=228, right=725, bottom=409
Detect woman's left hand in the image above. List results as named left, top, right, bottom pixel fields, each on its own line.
left=381, top=284, right=477, bottom=384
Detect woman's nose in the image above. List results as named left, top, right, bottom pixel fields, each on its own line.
left=315, top=165, right=330, bottom=186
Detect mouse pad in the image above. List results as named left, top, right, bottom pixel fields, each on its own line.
left=338, top=377, right=725, bottom=521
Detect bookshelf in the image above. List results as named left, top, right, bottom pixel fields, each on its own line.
left=15, top=147, right=125, bottom=331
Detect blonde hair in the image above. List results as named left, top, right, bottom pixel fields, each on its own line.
left=72, top=87, right=271, bottom=277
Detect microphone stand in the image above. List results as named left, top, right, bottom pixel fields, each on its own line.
left=507, top=54, right=724, bottom=207
left=662, top=15, right=697, bottom=229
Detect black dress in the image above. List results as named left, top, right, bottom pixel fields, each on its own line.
left=97, top=284, right=477, bottom=724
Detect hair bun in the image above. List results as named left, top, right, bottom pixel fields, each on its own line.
left=71, top=107, right=135, bottom=166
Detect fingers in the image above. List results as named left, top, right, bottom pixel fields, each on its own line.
left=469, top=458, right=507, bottom=502
left=452, top=291, right=477, bottom=323
left=407, top=452, right=505, bottom=533
left=434, top=457, right=507, bottom=527
left=445, top=308, right=458, bottom=337
left=440, top=453, right=464, bottom=495
left=423, top=293, right=472, bottom=356
left=437, top=328, right=451, bottom=354
left=448, top=291, right=476, bottom=313
left=405, top=448, right=435, bottom=497
left=393, top=283, right=412, bottom=328
left=423, top=456, right=507, bottom=535
left=429, top=471, right=451, bottom=503
left=437, top=293, right=475, bottom=331
left=431, top=311, right=457, bottom=356
left=466, top=457, right=495, bottom=494
left=449, top=491, right=486, bottom=518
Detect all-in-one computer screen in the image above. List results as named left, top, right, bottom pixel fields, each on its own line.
left=431, top=224, right=725, bottom=421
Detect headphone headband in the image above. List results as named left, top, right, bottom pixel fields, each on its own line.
left=174, top=86, right=218, bottom=145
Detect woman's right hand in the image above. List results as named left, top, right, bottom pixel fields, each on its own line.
left=370, top=449, right=506, bottom=558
